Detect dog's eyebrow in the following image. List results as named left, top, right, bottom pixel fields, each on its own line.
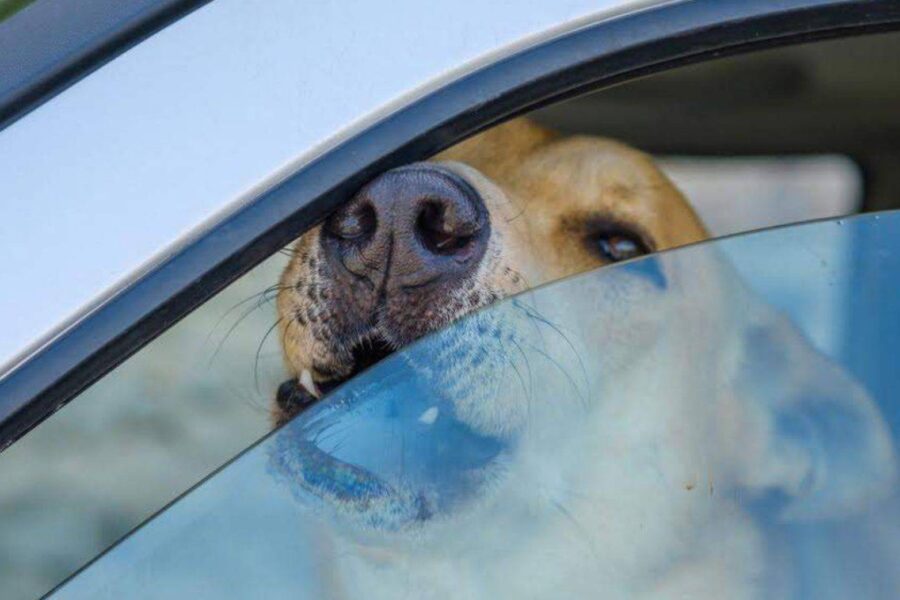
left=504, top=194, right=528, bottom=224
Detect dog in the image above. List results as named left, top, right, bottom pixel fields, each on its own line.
left=270, top=118, right=896, bottom=598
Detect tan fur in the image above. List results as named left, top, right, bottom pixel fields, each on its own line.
left=435, top=119, right=707, bottom=284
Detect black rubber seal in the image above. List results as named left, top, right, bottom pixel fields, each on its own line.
left=2, top=0, right=900, bottom=451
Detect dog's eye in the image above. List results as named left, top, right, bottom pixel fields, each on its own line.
left=592, top=232, right=649, bottom=262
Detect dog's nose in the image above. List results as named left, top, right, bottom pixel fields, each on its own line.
left=323, top=164, right=490, bottom=289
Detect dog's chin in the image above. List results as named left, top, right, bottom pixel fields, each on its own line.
left=272, top=337, right=512, bottom=535
left=272, top=292, right=523, bottom=534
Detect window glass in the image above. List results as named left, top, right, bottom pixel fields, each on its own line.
left=0, top=255, right=287, bottom=599
left=3, top=29, right=899, bottom=600
left=660, top=155, right=862, bottom=355
left=53, top=212, right=900, bottom=599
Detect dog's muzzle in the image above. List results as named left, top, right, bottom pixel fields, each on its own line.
left=271, top=355, right=509, bottom=531
left=314, top=163, right=492, bottom=348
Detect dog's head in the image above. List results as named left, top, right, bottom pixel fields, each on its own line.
left=274, top=119, right=707, bottom=422
left=270, top=119, right=894, bottom=596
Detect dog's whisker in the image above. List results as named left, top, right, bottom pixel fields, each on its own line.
left=504, top=350, right=530, bottom=408
left=254, top=317, right=284, bottom=394
left=204, top=284, right=288, bottom=366
left=276, top=247, right=302, bottom=258
left=498, top=336, right=532, bottom=421
left=508, top=337, right=535, bottom=423
left=524, top=342, right=588, bottom=412
left=310, top=420, right=342, bottom=446
left=513, top=299, right=550, bottom=349
left=503, top=192, right=529, bottom=224
left=207, top=301, right=271, bottom=368
left=520, top=306, right=590, bottom=405
left=549, top=498, right=602, bottom=563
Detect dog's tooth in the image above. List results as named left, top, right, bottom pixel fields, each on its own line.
left=418, top=406, right=439, bottom=425
left=300, top=369, right=320, bottom=397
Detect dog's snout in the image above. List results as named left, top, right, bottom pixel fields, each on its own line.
left=326, top=201, right=377, bottom=241
left=324, top=164, right=489, bottom=289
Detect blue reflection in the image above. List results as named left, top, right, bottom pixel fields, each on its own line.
left=270, top=359, right=507, bottom=531
left=620, top=254, right=667, bottom=289
left=52, top=212, right=900, bottom=600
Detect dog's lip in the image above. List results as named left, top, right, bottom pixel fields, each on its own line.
left=315, top=334, right=396, bottom=397
left=272, top=354, right=509, bottom=531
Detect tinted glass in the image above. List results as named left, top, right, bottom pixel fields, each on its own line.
left=53, top=212, right=900, bottom=599
left=0, top=256, right=285, bottom=599
left=3, top=30, right=889, bottom=599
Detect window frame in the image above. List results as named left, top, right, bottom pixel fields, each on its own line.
left=2, top=0, right=899, bottom=451
left=0, top=0, right=211, bottom=131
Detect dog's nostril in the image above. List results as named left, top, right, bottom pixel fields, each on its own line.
left=416, top=201, right=480, bottom=255
left=321, top=166, right=490, bottom=284
left=326, top=203, right=376, bottom=241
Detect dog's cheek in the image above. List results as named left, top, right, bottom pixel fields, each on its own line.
left=732, top=322, right=896, bottom=520
left=278, top=233, right=345, bottom=377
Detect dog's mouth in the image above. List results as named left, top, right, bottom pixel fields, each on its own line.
left=271, top=341, right=509, bottom=532
left=317, top=334, right=395, bottom=397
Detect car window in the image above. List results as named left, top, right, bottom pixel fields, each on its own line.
left=661, top=155, right=862, bottom=355
left=51, top=212, right=900, bottom=599
left=3, top=27, right=900, bottom=599
left=0, top=171, right=856, bottom=600
left=0, top=254, right=288, bottom=599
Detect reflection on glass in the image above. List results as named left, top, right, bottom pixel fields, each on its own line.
left=0, top=256, right=285, bottom=600
left=54, top=213, right=900, bottom=599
